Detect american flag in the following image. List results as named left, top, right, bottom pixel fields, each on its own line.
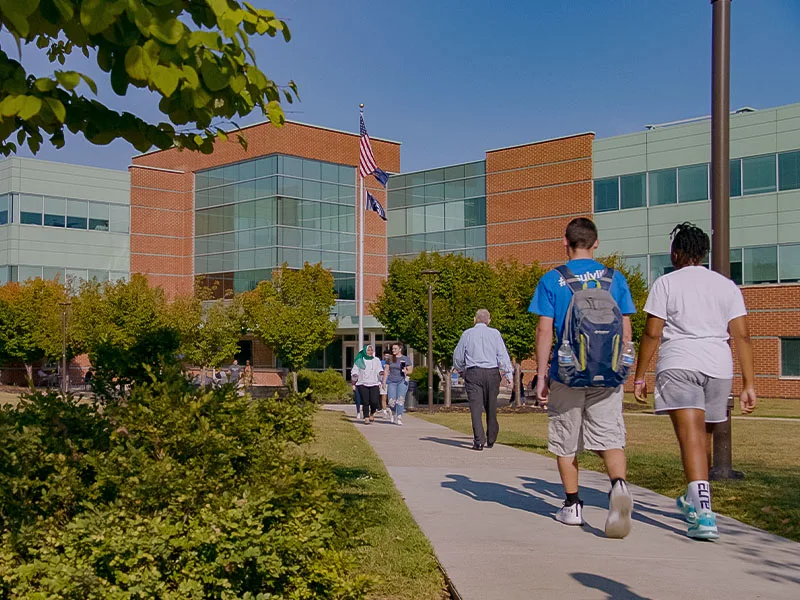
left=359, top=114, right=378, bottom=178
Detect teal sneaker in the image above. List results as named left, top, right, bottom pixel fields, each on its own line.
left=676, top=494, right=697, bottom=524
left=688, top=511, right=719, bottom=540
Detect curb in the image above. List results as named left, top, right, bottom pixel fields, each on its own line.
left=433, top=554, right=463, bottom=600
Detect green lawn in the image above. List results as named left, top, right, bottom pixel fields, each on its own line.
left=416, top=411, right=800, bottom=542
left=307, top=410, right=447, bottom=600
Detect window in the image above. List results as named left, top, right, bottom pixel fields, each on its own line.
left=387, top=209, right=406, bottom=237
left=730, top=159, right=742, bottom=197
left=109, top=204, right=130, bottom=233
left=743, top=245, right=778, bottom=284
left=778, top=150, right=800, bottom=191
left=624, top=255, right=648, bottom=277
left=444, top=179, right=465, bottom=200
left=620, top=173, right=646, bottom=209
left=43, top=197, right=66, bottom=227
left=279, top=156, right=303, bottom=177
left=649, top=254, right=673, bottom=284
left=424, top=168, right=444, bottom=183
left=279, top=176, right=302, bottom=198
left=445, top=201, right=465, bottom=230
left=20, top=194, right=42, bottom=225
left=594, top=177, right=619, bottom=212
left=424, top=183, right=444, bottom=203
left=742, top=154, right=776, bottom=195
left=779, top=244, right=800, bottom=282
left=730, top=248, right=743, bottom=285
left=464, top=177, right=484, bottom=198
left=424, top=203, right=445, bottom=233
left=649, top=169, right=677, bottom=205
left=407, top=206, right=425, bottom=235
left=88, top=202, right=109, bottom=230
left=0, top=194, right=9, bottom=225
left=782, top=338, right=800, bottom=377
left=64, top=199, right=87, bottom=229
left=18, top=265, right=42, bottom=281
left=88, top=269, right=109, bottom=282
left=464, top=197, right=485, bottom=227
left=465, top=161, right=485, bottom=177
left=678, top=164, right=709, bottom=203
left=278, top=197, right=299, bottom=227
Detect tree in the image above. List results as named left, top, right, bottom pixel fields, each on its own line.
left=0, top=278, right=68, bottom=385
left=597, top=253, right=649, bottom=345
left=372, top=252, right=500, bottom=406
left=69, top=274, right=180, bottom=399
left=243, top=263, right=337, bottom=392
left=0, top=0, right=297, bottom=156
left=168, top=285, right=245, bottom=385
left=491, top=260, right=545, bottom=407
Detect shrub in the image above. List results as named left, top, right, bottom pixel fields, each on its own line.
left=409, top=367, right=442, bottom=404
left=297, top=369, right=352, bottom=404
left=0, top=374, right=370, bottom=599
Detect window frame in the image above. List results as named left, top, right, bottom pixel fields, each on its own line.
left=780, top=337, right=800, bottom=379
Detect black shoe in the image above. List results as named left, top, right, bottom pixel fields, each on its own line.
left=486, top=442, right=494, bottom=448
left=472, top=442, right=484, bottom=451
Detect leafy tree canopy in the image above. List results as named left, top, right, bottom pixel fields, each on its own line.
left=0, top=0, right=297, bottom=156
left=491, top=259, right=545, bottom=364
left=243, top=263, right=336, bottom=388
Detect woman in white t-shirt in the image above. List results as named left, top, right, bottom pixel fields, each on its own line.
left=351, top=345, right=384, bottom=424
left=633, top=222, right=756, bottom=541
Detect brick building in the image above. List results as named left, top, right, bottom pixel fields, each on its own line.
left=45, top=101, right=799, bottom=399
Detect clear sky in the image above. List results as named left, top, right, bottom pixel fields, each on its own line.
left=7, top=0, right=800, bottom=173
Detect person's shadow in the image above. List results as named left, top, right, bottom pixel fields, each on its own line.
left=420, top=436, right=473, bottom=449
left=571, top=573, right=654, bottom=600
left=441, top=474, right=606, bottom=537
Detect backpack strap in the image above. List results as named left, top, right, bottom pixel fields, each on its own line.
left=555, top=265, right=584, bottom=294
left=598, top=267, right=616, bottom=291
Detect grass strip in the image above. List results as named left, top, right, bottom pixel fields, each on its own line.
left=416, top=412, right=800, bottom=542
left=308, top=409, right=448, bottom=600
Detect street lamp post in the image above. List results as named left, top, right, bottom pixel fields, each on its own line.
left=709, top=0, right=742, bottom=480
left=59, top=301, right=72, bottom=395
left=421, top=270, right=439, bottom=414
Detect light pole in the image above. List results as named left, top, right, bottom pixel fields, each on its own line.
left=58, top=301, right=72, bottom=395
left=709, top=0, right=741, bottom=480
left=421, top=269, right=439, bottom=413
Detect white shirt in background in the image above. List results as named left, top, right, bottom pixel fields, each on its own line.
left=643, top=266, right=747, bottom=379
left=352, top=357, right=384, bottom=387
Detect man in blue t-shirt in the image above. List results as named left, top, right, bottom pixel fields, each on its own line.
left=529, top=217, right=636, bottom=538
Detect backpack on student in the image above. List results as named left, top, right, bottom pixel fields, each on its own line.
left=555, top=265, right=629, bottom=388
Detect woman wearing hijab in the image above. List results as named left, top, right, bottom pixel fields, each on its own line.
left=351, top=344, right=384, bottom=424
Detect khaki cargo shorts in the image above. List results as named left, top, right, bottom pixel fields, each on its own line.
left=547, top=380, right=626, bottom=457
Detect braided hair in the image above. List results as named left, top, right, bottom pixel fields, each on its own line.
left=670, top=222, right=710, bottom=268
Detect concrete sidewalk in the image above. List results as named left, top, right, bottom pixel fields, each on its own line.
left=326, top=406, right=800, bottom=600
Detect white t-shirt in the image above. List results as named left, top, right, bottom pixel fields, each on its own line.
left=643, top=266, right=747, bottom=379
left=352, top=357, right=384, bottom=387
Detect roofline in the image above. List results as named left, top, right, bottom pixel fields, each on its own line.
left=486, top=131, right=596, bottom=154
left=0, top=155, right=127, bottom=175
left=131, top=118, right=401, bottom=161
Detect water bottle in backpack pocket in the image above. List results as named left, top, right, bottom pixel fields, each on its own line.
left=555, top=265, right=631, bottom=388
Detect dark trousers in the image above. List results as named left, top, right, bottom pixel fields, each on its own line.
left=357, top=385, right=381, bottom=419
left=464, top=367, right=501, bottom=446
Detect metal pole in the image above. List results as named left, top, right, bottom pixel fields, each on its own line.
left=61, top=305, right=68, bottom=395
left=709, top=0, right=741, bottom=480
left=427, top=282, right=434, bottom=413
left=357, top=103, right=366, bottom=350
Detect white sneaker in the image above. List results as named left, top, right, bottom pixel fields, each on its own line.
left=605, top=480, right=633, bottom=539
left=396, top=416, right=403, bottom=426
left=555, top=501, right=584, bottom=526
left=357, top=409, right=363, bottom=420
left=389, top=412, right=395, bottom=423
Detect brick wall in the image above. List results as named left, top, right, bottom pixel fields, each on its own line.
left=485, top=133, right=594, bottom=267
left=130, top=120, right=400, bottom=303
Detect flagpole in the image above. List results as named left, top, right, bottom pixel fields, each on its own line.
left=358, top=104, right=365, bottom=350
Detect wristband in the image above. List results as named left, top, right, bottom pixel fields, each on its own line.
left=633, top=380, right=646, bottom=385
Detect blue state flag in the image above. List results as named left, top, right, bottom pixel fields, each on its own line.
left=366, top=191, right=387, bottom=221
left=372, top=167, right=389, bottom=187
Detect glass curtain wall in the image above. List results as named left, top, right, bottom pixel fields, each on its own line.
left=195, top=155, right=357, bottom=308
left=386, top=161, right=487, bottom=261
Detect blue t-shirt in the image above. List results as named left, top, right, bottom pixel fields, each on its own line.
left=529, top=259, right=636, bottom=382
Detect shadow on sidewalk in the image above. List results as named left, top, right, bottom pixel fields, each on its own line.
left=571, top=573, right=654, bottom=600
left=420, top=436, right=474, bottom=449
left=519, top=476, right=689, bottom=538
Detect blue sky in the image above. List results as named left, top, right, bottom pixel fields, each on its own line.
left=8, top=0, right=800, bottom=172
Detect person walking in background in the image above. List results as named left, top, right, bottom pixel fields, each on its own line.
left=380, top=351, right=392, bottom=418
left=633, top=222, right=757, bottom=541
left=453, top=309, right=513, bottom=451
left=242, top=360, right=254, bottom=391
left=530, top=217, right=636, bottom=538
left=384, top=343, right=413, bottom=426
left=352, top=345, right=384, bottom=424
left=229, top=359, right=242, bottom=383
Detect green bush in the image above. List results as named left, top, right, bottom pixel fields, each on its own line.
left=0, top=373, right=370, bottom=599
left=409, top=367, right=442, bottom=404
left=297, top=369, right=353, bottom=404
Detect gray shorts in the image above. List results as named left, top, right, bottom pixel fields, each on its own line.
left=654, top=369, right=732, bottom=423
left=547, top=381, right=626, bottom=457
